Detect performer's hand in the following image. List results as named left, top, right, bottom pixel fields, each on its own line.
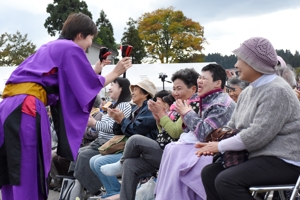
left=94, top=59, right=111, bottom=74
left=107, top=108, right=125, bottom=124
left=87, top=116, right=97, bottom=128
left=113, top=57, right=132, bottom=75
left=195, top=142, right=219, bottom=157
left=175, top=99, right=192, bottom=116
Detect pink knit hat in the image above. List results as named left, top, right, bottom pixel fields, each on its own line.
left=277, top=56, right=287, bottom=67
left=233, top=37, right=278, bottom=74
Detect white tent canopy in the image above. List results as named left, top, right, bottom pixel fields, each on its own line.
left=0, top=62, right=213, bottom=96
left=100, top=62, right=213, bottom=96
left=0, top=66, right=17, bottom=95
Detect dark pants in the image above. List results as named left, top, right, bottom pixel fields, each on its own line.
left=52, top=154, right=71, bottom=176
left=201, top=156, right=300, bottom=200
left=120, top=135, right=163, bottom=200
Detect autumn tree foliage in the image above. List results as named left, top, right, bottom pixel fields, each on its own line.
left=138, top=7, right=206, bottom=63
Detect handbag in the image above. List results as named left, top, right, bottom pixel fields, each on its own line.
left=59, top=177, right=84, bottom=200
left=98, top=135, right=127, bottom=155
left=205, top=127, right=248, bottom=168
left=135, top=177, right=156, bottom=200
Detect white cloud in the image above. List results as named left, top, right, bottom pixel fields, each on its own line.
left=203, top=8, right=300, bottom=55
left=0, top=0, right=299, bottom=58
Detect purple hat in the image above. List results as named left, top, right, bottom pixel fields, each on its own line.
left=233, top=37, right=278, bottom=74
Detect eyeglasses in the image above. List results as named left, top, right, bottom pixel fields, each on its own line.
left=225, top=85, right=236, bottom=93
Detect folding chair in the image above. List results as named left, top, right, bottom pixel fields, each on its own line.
left=250, top=175, right=300, bottom=200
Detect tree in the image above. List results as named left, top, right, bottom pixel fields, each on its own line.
left=44, top=0, right=92, bottom=37
left=138, top=7, right=206, bottom=63
left=0, top=31, right=36, bottom=66
left=121, top=18, right=146, bottom=64
left=94, top=10, right=117, bottom=52
left=205, top=53, right=237, bottom=69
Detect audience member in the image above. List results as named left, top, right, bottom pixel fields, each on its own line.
left=225, top=77, right=249, bottom=102
left=101, top=68, right=199, bottom=200
left=198, top=37, right=300, bottom=200
left=71, top=77, right=132, bottom=196
left=153, top=64, right=235, bottom=200
left=89, top=79, right=158, bottom=199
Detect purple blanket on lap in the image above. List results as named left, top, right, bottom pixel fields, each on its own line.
left=154, top=142, right=213, bottom=200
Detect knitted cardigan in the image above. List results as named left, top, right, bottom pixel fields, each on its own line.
left=228, top=77, right=300, bottom=160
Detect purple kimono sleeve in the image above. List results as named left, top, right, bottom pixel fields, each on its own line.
left=58, top=49, right=105, bottom=160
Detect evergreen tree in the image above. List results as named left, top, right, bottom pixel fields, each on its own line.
left=121, top=18, right=146, bottom=64
left=94, top=10, right=117, bottom=52
left=44, top=0, right=92, bottom=37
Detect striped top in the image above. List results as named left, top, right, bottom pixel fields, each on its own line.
left=94, top=102, right=132, bottom=140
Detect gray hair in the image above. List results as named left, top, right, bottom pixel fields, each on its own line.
left=93, top=94, right=101, bottom=108
left=275, top=65, right=296, bottom=88
left=227, top=77, right=249, bottom=90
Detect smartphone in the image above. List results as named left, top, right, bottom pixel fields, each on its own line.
left=99, top=47, right=112, bottom=62
left=121, top=45, right=133, bottom=58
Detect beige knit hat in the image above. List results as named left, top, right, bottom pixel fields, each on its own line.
left=130, top=79, right=156, bottom=98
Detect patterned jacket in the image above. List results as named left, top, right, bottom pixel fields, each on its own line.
left=182, top=89, right=236, bottom=141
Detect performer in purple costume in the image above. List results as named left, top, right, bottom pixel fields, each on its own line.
left=0, top=13, right=132, bottom=200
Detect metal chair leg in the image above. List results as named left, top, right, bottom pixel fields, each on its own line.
left=279, top=191, right=286, bottom=200
left=290, top=175, right=300, bottom=200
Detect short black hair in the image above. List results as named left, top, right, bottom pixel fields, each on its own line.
left=171, top=68, right=199, bottom=91
left=61, top=12, right=97, bottom=40
left=201, top=64, right=226, bottom=89
left=162, top=94, right=175, bottom=106
left=153, top=90, right=170, bottom=102
left=139, top=88, right=152, bottom=100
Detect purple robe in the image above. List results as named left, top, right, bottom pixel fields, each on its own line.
left=0, top=39, right=105, bottom=200
left=154, top=142, right=213, bottom=200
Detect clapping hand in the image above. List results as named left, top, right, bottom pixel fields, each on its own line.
left=175, top=99, right=192, bottom=116
left=107, top=108, right=125, bottom=124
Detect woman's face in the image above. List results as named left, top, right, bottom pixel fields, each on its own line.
left=109, top=82, right=122, bottom=101
left=227, top=85, right=243, bottom=102
left=74, top=34, right=94, bottom=51
left=131, top=86, right=148, bottom=105
left=235, top=58, right=259, bottom=82
left=172, top=79, right=196, bottom=100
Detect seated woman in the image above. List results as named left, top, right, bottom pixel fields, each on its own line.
left=225, top=77, right=249, bottom=102
left=89, top=79, right=158, bottom=200
left=198, top=37, right=300, bottom=200
left=71, top=77, right=132, bottom=196
left=81, top=94, right=103, bottom=147
left=154, top=64, right=235, bottom=200
left=101, top=68, right=201, bottom=200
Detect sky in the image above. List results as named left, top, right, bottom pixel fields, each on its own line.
left=1, top=0, right=300, bottom=57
